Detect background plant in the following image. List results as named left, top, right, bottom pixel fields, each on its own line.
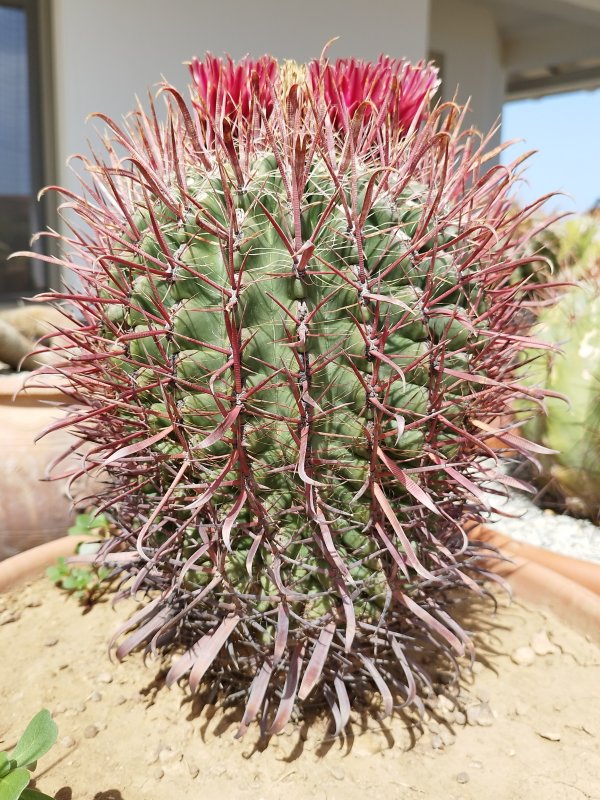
left=521, top=281, right=600, bottom=520
left=0, top=710, right=57, bottom=800
left=27, top=52, right=552, bottom=734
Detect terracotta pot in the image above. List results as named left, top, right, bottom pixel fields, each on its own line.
left=0, top=372, right=78, bottom=560
left=472, top=525, right=600, bottom=643
left=472, top=525, right=600, bottom=596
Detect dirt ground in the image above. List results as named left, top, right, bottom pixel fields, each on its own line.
left=1, top=578, right=599, bottom=800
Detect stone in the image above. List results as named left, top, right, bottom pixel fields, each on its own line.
left=84, top=725, right=99, bottom=739
left=531, top=630, right=558, bottom=656
left=95, top=672, right=113, bottom=684
left=88, top=691, right=103, bottom=702
left=511, top=646, right=536, bottom=666
left=60, top=736, right=76, bottom=748
left=475, top=701, right=495, bottom=727
left=150, top=766, right=164, bottom=781
left=456, top=772, right=470, bottom=784
left=186, top=761, right=200, bottom=779
left=158, top=747, right=182, bottom=764
left=0, top=611, right=19, bottom=626
left=44, top=637, right=59, bottom=647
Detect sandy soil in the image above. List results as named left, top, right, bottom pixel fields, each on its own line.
left=1, top=579, right=599, bottom=800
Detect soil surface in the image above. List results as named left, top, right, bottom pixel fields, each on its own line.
left=1, top=578, right=599, bottom=800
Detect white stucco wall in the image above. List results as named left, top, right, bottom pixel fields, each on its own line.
left=50, top=0, right=430, bottom=190
left=429, top=0, right=505, bottom=140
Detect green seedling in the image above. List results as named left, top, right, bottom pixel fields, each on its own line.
left=46, top=558, right=111, bottom=602
left=0, top=709, right=57, bottom=800
left=47, top=512, right=112, bottom=602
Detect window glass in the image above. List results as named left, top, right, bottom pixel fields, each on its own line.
left=0, top=4, right=44, bottom=298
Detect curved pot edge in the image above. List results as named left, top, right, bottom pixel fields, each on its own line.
left=472, top=524, right=600, bottom=597
left=0, top=536, right=88, bottom=593
left=1, top=531, right=599, bottom=644
left=471, top=525, right=600, bottom=644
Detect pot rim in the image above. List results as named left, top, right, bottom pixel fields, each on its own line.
left=0, top=371, right=69, bottom=401
left=472, top=524, right=600, bottom=597
left=1, top=531, right=599, bottom=643
left=0, top=536, right=88, bottom=593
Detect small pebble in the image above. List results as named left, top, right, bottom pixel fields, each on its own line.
left=470, top=760, right=483, bottom=769
left=537, top=730, right=561, bottom=742
left=456, top=772, right=470, bottom=784
left=475, top=701, right=495, bottom=727
left=145, top=748, right=159, bottom=766
left=507, top=749, right=516, bottom=757
left=88, top=691, right=102, bottom=703
left=83, top=725, right=99, bottom=739
left=430, top=734, right=444, bottom=750
left=440, top=728, right=455, bottom=747
left=150, top=766, right=164, bottom=781
left=0, top=611, right=19, bottom=626
left=514, top=701, right=528, bottom=717
left=511, top=646, right=536, bottom=666
left=95, top=672, right=113, bottom=684
left=60, top=736, right=76, bottom=748
left=25, top=597, right=42, bottom=608
left=437, top=694, right=454, bottom=712
left=531, top=630, right=558, bottom=656
left=44, top=637, right=59, bottom=647
left=329, top=768, right=344, bottom=781
left=158, top=747, right=182, bottom=764
left=453, top=711, right=466, bottom=726
left=114, top=695, right=127, bottom=706
left=187, top=761, right=200, bottom=779
left=53, top=703, right=66, bottom=715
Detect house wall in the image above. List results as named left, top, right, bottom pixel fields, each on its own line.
left=50, top=0, right=430, bottom=191
left=429, top=0, right=505, bottom=142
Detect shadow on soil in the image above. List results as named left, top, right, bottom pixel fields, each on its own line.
left=130, top=590, right=513, bottom=760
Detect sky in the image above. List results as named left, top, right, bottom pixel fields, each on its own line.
left=501, top=87, right=600, bottom=215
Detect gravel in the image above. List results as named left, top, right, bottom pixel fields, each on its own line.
left=485, top=484, right=600, bottom=564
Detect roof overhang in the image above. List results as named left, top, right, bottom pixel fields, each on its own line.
left=476, top=0, right=600, bottom=99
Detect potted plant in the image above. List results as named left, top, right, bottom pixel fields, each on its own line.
left=4, top=51, right=597, bottom=758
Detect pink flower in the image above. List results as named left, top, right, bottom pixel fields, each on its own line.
left=189, top=54, right=278, bottom=123
left=309, top=56, right=439, bottom=132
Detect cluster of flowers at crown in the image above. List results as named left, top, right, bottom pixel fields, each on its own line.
left=189, top=52, right=439, bottom=134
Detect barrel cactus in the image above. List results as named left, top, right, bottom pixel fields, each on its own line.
left=29, top=53, right=550, bottom=734
left=522, top=282, right=600, bottom=519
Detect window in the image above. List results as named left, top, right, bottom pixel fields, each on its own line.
left=0, top=1, right=50, bottom=301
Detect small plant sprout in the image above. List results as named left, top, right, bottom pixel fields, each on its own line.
left=0, top=709, right=58, bottom=800
left=46, top=512, right=112, bottom=602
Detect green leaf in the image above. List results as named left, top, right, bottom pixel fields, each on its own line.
left=10, top=711, right=58, bottom=769
left=0, top=767, right=30, bottom=800
left=21, top=790, right=55, bottom=800
left=0, top=754, right=10, bottom=780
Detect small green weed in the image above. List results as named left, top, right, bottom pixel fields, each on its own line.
left=47, top=512, right=112, bottom=603
left=0, top=709, right=57, bottom=800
